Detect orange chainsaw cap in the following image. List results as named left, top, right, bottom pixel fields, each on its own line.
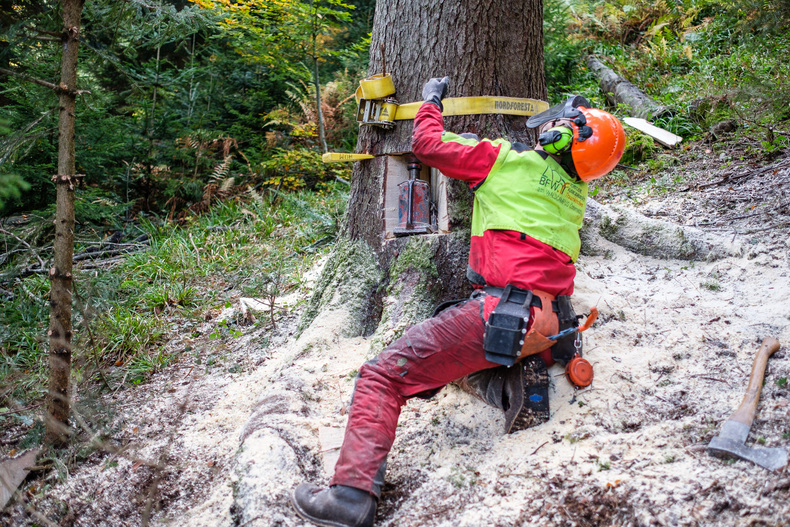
left=565, top=355, right=594, bottom=387
left=570, top=107, right=626, bottom=182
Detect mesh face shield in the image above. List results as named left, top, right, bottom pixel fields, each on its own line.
left=526, top=95, right=593, bottom=141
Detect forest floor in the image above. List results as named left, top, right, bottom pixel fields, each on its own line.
left=2, top=142, right=790, bottom=527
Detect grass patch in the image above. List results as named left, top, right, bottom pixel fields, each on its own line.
left=0, top=183, right=347, bottom=428
left=700, top=279, right=722, bottom=292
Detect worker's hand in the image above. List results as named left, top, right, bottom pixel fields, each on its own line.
left=422, top=76, right=450, bottom=111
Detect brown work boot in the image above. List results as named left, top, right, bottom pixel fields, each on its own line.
left=291, top=483, right=376, bottom=527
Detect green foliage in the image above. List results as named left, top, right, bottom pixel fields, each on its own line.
left=261, top=148, right=350, bottom=190
left=0, top=183, right=348, bottom=408
left=190, top=0, right=355, bottom=75
left=544, top=0, right=586, bottom=98
left=1, top=0, right=369, bottom=218
left=0, top=274, right=50, bottom=400
left=700, top=279, right=721, bottom=291
left=92, top=307, right=166, bottom=366
left=0, top=173, right=31, bottom=212
left=543, top=0, right=790, bottom=175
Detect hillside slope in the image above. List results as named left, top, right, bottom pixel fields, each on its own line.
left=2, top=150, right=788, bottom=527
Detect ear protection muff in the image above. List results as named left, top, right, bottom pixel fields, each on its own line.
left=538, top=126, right=573, bottom=154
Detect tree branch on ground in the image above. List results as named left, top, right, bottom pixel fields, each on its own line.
left=0, top=228, right=46, bottom=269
left=587, top=56, right=672, bottom=119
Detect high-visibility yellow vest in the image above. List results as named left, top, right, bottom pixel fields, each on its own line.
left=447, top=133, right=587, bottom=261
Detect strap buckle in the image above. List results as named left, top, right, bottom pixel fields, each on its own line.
left=356, top=98, right=398, bottom=128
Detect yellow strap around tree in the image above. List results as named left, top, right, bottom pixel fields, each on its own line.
left=327, top=75, right=552, bottom=163
left=355, top=73, right=550, bottom=119
left=393, top=96, right=549, bottom=120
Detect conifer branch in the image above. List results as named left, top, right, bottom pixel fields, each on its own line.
left=24, top=25, right=63, bottom=38
left=0, top=67, right=91, bottom=96
left=0, top=67, right=60, bottom=91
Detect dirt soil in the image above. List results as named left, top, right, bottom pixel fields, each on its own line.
left=2, top=146, right=789, bottom=527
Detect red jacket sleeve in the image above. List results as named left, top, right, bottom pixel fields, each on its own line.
left=411, top=103, right=500, bottom=188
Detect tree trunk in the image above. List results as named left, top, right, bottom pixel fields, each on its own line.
left=314, top=55, right=328, bottom=153
left=46, top=0, right=85, bottom=447
left=311, top=0, right=328, bottom=153
left=300, top=0, right=545, bottom=349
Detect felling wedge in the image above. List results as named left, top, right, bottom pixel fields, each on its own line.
left=325, top=73, right=551, bottom=162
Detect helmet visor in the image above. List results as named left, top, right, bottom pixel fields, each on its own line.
left=526, top=95, right=591, bottom=129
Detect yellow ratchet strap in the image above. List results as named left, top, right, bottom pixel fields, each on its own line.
left=327, top=74, right=551, bottom=162
left=394, top=97, right=549, bottom=120
left=355, top=73, right=549, bottom=120
left=354, top=73, right=396, bottom=102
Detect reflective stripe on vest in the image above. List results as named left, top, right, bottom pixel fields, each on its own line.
left=443, top=133, right=587, bottom=261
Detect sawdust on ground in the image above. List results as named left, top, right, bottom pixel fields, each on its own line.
left=2, top=148, right=789, bottom=527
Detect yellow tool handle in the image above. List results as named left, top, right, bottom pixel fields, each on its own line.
left=322, top=152, right=376, bottom=163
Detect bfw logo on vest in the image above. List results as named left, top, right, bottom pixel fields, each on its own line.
left=538, top=166, right=570, bottom=195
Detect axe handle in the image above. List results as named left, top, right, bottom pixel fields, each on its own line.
left=729, top=337, right=781, bottom=426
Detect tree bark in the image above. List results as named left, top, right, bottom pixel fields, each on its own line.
left=301, top=0, right=546, bottom=346
left=347, top=0, right=545, bottom=247
left=46, top=0, right=85, bottom=448
left=310, top=0, right=328, bottom=153
left=314, top=55, right=328, bottom=153
left=587, top=55, right=671, bottom=120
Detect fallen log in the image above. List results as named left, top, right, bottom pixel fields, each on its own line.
left=580, top=198, right=742, bottom=261
left=72, top=233, right=149, bottom=261
left=587, top=55, right=672, bottom=120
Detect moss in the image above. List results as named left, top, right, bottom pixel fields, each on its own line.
left=599, top=214, right=626, bottom=238
left=674, top=228, right=697, bottom=259
left=389, top=236, right=439, bottom=280
left=632, top=221, right=666, bottom=255
left=369, top=236, right=444, bottom=354
left=297, top=238, right=383, bottom=337
left=621, top=130, right=656, bottom=165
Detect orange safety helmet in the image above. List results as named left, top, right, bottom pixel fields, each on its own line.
left=527, top=96, right=626, bottom=182
left=570, top=107, right=626, bottom=181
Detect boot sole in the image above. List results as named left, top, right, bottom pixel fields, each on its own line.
left=290, top=490, right=356, bottom=527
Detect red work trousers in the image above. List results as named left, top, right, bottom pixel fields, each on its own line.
left=329, top=298, right=498, bottom=496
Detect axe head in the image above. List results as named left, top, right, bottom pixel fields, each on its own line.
left=708, top=421, right=788, bottom=471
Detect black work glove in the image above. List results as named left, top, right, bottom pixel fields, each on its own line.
left=422, top=76, right=450, bottom=111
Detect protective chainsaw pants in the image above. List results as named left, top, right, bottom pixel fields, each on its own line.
left=330, top=298, right=499, bottom=496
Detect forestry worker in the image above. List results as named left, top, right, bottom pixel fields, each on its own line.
left=291, top=76, right=626, bottom=527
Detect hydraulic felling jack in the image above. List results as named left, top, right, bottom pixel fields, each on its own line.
left=394, top=161, right=431, bottom=236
